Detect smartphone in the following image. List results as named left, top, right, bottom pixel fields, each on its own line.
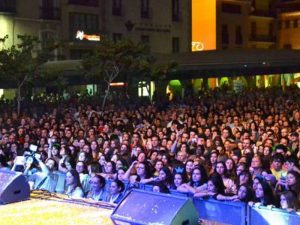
left=29, top=144, right=38, bottom=152
left=15, top=156, right=25, bottom=165
left=280, top=176, right=286, bottom=181
left=35, top=153, right=41, bottom=160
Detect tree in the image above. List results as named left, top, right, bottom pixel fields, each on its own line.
left=0, top=35, right=57, bottom=114
left=82, top=39, right=154, bottom=110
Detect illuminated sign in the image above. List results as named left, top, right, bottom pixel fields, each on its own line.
left=76, top=30, right=100, bottom=41
left=192, top=41, right=204, bottom=51
left=192, top=0, right=216, bottom=51
left=110, top=82, right=126, bottom=87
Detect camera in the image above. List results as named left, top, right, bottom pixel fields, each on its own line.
left=24, top=144, right=39, bottom=164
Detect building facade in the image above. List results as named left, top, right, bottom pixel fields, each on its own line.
left=1, top=0, right=299, bottom=99
left=0, top=0, right=191, bottom=58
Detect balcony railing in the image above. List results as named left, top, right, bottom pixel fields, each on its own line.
left=249, top=35, right=276, bottom=42
left=40, top=7, right=61, bottom=20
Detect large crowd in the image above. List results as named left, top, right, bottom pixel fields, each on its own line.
left=0, top=86, right=300, bottom=211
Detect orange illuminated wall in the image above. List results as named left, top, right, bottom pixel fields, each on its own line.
left=192, top=0, right=216, bottom=51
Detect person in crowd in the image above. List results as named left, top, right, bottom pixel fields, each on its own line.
left=1, top=85, right=300, bottom=213
left=170, top=172, right=188, bottom=190
left=271, top=153, right=286, bottom=181
left=123, top=161, right=152, bottom=184
left=177, top=165, right=208, bottom=194
left=184, top=159, right=195, bottom=180
left=58, top=155, right=76, bottom=173
left=0, top=154, right=10, bottom=171
left=100, top=160, right=116, bottom=179
left=235, top=184, right=254, bottom=202
left=25, top=157, right=58, bottom=192
left=157, top=166, right=173, bottom=189
left=250, top=155, right=264, bottom=178
left=284, top=156, right=300, bottom=173
left=65, top=169, right=84, bottom=198
left=275, top=170, right=300, bottom=195
left=152, top=181, right=170, bottom=194
left=193, top=173, right=226, bottom=199
left=75, top=160, right=91, bottom=194
left=214, top=161, right=237, bottom=194
left=86, top=174, right=108, bottom=201
left=153, top=160, right=164, bottom=177
left=105, top=179, right=125, bottom=204
left=250, top=179, right=276, bottom=207
left=237, top=170, right=253, bottom=187
left=280, top=190, right=299, bottom=212
left=225, top=158, right=236, bottom=179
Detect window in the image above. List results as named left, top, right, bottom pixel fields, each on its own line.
left=293, top=19, right=298, bottom=28
left=40, top=30, right=55, bottom=45
left=172, top=37, right=180, bottom=53
left=269, top=22, right=273, bottom=36
left=285, top=20, right=290, bottom=29
left=235, top=26, right=242, bottom=45
left=141, top=35, right=150, bottom=44
left=251, top=22, right=256, bottom=38
left=141, top=0, right=149, bottom=18
left=68, top=0, right=98, bottom=7
left=0, top=0, right=16, bottom=13
left=283, top=44, right=292, bottom=49
left=221, top=3, right=241, bottom=14
left=113, top=33, right=122, bottom=42
left=112, top=0, right=122, bottom=16
left=70, top=49, right=92, bottom=60
left=69, top=13, right=99, bottom=41
left=42, top=0, right=54, bottom=7
left=40, top=0, right=60, bottom=20
left=172, top=0, right=180, bottom=21
left=138, top=81, right=150, bottom=97
left=222, top=24, right=229, bottom=44
left=278, top=21, right=282, bottom=30
left=40, top=30, right=56, bottom=60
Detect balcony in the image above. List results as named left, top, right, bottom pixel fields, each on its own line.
left=249, top=35, right=276, bottom=42
left=40, top=7, right=60, bottom=20
left=0, top=0, right=16, bottom=14
left=68, top=0, right=98, bottom=7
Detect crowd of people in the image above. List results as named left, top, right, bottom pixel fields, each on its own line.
left=0, top=86, right=300, bottom=210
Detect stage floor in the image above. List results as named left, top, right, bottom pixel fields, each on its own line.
left=0, top=192, right=114, bottom=225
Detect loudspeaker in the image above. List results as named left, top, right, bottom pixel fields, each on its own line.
left=0, top=170, right=30, bottom=204
left=111, top=189, right=199, bottom=225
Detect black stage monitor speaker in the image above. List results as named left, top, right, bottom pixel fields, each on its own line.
left=0, top=170, right=30, bottom=204
left=111, top=189, right=199, bottom=225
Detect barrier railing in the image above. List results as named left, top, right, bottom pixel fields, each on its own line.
left=248, top=205, right=300, bottom=225
left=54, top=178, right=300, bottom=225
left=128, top=182, right=300, bottom=225
left=193, top=198, right=247, bottom=225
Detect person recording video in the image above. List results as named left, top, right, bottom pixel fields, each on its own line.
left=26, top=156, right=59, bottom=192
left=11, top=144, right=59, bottom=192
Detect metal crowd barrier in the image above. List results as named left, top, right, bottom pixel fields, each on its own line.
left=248, top=205, right=300, bottom=225
left=193, top=198, right=247, bottom=225
left=133, top=183, right=300, bottom=225
left=62, top=178, right=300, bottom=225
